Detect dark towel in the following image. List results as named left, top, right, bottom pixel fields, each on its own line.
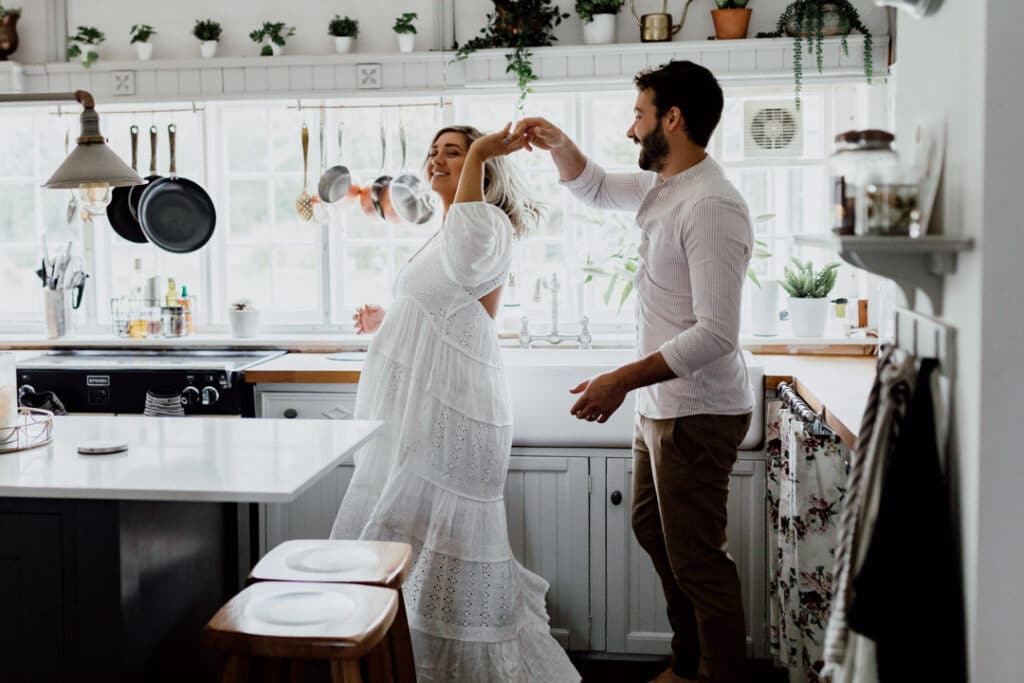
left=18, top=388, right=68, bottom=416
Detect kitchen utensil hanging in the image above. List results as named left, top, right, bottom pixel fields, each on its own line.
left=318, top=120, right=352, bottom=204
left=370, top=116, right=396, bottom=222
left=107, top=125, right=149, bottom=243
left=312, top=113, right=329, bottom=223
left=64, top=129, right=78, bottom=224
left=138, top=123, right=217, bottom=253
left=296, top=122, right=314, bottom=222
left=129, top=125, right=161, bottom=222
left=360, top=111, right=387, bottom=219
left=390, top=114, right=435, bottom=225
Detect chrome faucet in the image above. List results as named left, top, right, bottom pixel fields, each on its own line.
left=518, top=272, right=592, bottom=349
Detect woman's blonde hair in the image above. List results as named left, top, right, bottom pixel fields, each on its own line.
left=427, top=125, right=541, bottom=238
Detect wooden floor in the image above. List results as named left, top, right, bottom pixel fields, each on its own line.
left=570, top=655, right=788, bottom=683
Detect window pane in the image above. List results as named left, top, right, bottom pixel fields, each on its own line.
left=272, top=247, right=320, bottom=312
left=342, top=246, right=388, bottom=311
left=228, top=180, right=270, bottom=240
left=585, top=92, right=638, bottom=169
left=227, top=246, right=271, bottom=309
left=0, top=248, right=42, bottom=317
left=0, top=113, right=35, bottom=177
left=224, top=108, right=267, bottom=174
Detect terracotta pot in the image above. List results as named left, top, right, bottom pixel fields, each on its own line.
left=0, top=13, right=19, bottom=61
left=784, top=3, right=845, bottom=37
left=711, top=8, right=752, bottom=40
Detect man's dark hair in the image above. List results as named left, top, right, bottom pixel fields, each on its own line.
left=634, top=60, right=723, bottom=148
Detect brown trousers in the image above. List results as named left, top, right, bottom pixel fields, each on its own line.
left=632, top=412, right=752, bottom=683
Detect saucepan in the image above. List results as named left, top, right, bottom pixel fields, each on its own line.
left=370, top=122, right=399, bottom=223
left=360, top=124, right=386, bottom=219
left=318, top=121, right=352, bottom=204
left=389, top=118, right=436, bottom=224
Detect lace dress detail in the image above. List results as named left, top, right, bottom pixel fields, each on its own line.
left=330, top=202, right=580, bottom=682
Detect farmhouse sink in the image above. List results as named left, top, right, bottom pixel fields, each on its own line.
left=501, top=348, right=765, bottom=450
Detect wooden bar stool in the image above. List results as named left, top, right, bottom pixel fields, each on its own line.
left=202, top=580, right=397, bottom=683
left=249, top=540, right=416, bottom=683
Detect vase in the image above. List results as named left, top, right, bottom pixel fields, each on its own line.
left=0, top=13, right=19, bottom=61
left=784, top=3, right=845, bottom=37
left=334, top=36, right=354, bottom=54
left=751, top=280, right=780, bottom=337
left=788, top=297, right=829, bottom=338
left=260, top=39, right=282, bottom=56
left=396, top=34, right=415, bottom=53
left=229, top=309, right=260, bottom=338
left=711, top=8, right=752, bottom=40
left=200, top=40, right=218, bottom=58
left=134, top=41, right=153, bottom=61
left=582, top=14, right=616, bottom=45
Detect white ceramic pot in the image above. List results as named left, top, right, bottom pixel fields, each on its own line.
left=396, top=33, right=415, bottom=53
left=74, top=42, right=98, bottom=66
left=751, top=280, right=780, bottom=337
left=582, top=13, right=616, bottom=45
left=334, top=36, right=354, bottom=54
left=200, top=40, right=218, bottom=59
left=261, top=39, right=282, bottom=56
left=788, top=297, right=829, bottom=338
left=134, top=41, right=153, bottom=61
left=229, top=309, right=260, bottom=338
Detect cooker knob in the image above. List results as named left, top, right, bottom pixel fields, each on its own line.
left=181, top=386, right=200, bottom=406
left=201, top=386, right=220, bottom=406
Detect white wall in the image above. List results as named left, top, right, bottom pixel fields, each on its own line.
left=895, top=1, right=1024, bottom=680
left=4, top=0, right=887, bottom=63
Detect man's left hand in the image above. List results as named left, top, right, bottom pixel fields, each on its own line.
left=570, top=372, right=628, bottom=424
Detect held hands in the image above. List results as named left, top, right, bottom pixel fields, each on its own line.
left=510, top=117, right=569, bottom=152
left=352, top=304, right=385, bottom=334
left=469, top=122, right=526, bottom=161
left=570, top=372, right=628, bottom=424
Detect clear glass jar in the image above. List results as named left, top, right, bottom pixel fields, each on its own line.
left=829, top=129, right=899, bottom=236
left=161, top=306, right=186, bottom=337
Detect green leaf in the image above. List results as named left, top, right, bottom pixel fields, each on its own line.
left=617, top=281, right=634, bottom=313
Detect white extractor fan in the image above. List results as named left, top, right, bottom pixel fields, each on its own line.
left=743, top=100, right=803, bottom=158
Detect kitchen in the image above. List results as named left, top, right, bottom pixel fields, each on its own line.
left=0, top=0, right=1020, bottom=681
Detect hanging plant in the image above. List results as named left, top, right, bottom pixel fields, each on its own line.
left=455, top=0, right=570, bottom=110
left=66, top=26, right=105, bottom=68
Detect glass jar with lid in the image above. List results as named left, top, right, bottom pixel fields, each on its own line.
left=829, top=129, right=899, bottom=236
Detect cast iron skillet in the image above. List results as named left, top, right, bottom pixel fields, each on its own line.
left=138, top=123, right=217, bottom=254
left=106, top=125, right=148, bottom=243
left=128, top=125, right=160, bottom=222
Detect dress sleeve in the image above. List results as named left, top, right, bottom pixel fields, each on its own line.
left=439, top=202, right=514, bottom=288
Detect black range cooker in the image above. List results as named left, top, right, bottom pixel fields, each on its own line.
left=16, top=349, right=285, bottom=416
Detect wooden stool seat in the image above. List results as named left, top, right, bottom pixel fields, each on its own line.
left=250, top=540, right=413, bottom=588
left=202, top=581, right=398, bottom=682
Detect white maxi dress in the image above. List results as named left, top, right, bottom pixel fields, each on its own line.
left=330, top=202, right=580, bottom=683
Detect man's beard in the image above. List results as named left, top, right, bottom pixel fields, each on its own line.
left=637, top=125, right=669, bottom=172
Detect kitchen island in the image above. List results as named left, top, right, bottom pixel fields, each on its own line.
left=0, top=415, right=381, bottom=681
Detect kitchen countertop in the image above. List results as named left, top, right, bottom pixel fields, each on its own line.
left=0, top=415, right=382, bottom=502
left=244, top=352, right=877, bottom=449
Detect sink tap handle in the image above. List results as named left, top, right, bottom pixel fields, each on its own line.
left=519, top=316, right=532, bottom=349
left=579, top=316, right=592, bottom=350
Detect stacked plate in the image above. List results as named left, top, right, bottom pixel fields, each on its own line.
left=144, top=389, right=185, bottom=417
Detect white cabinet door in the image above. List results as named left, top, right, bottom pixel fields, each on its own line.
left=505, top=455, right=591, bottom=652
left=259, top=391, right=356, bottom=420
left=605, top=455, right=767, bottom=657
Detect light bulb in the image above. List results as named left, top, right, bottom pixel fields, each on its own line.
left=76, top=183, right=112, bottom=215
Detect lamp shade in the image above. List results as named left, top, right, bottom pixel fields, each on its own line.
left=43, top=141, right=144, bottom=189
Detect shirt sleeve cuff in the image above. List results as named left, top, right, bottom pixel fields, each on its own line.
left=659, top=339, right=691, bottom=378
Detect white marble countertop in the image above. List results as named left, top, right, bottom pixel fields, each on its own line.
left=0, top=415, right=382, bottom=503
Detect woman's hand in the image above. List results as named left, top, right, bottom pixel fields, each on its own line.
left=510, top=117, right=569, bottom=152
left=468, top=122, right=525, bottom=161
left=352, top=304, right=385, bottom=334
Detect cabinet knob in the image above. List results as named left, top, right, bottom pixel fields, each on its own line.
left=610, top=490, right=623, bottom=506
left=283, top=408, right=298, bottom=419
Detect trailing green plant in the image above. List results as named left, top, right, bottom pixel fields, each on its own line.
left=129, top=24, right=156, bottom=44
left=66, top=26, right=105, bottom=68
left=781, top=258, right=840, bottom=298
left=329, top=15, right=358, bottom=38
left=714, top=0, right=750, bottom=8
left=0, top=4, right=21, bottom=18
left=455, top=0, right=570, bottom=111
left=575, top=0, right=624, bottom=23
left=769, top=1, right=872, bottom=110
left=193, top=19, right=222, bottom=42
left=393, top=13, right=418, bottom=35
left=249, top=21, right=295, bottom=55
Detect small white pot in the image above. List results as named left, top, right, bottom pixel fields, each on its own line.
left=788, top=297, right=829, bottom=338
left=751, top=280, right=780, bottom=337
left=334, top=36, right=354, bottom=54
left=582, top=13, right=616, bottom=45
left=260, top=39, right=282, bottom=56
left=229, top=309, right=260, bottom=338
left=134, top=41, right=153, bottom=61
left=200, top=40, right=218, bottom=59
left=74, top=42, right=98, bottom=66
left=396, top=33, right=415, bottom=53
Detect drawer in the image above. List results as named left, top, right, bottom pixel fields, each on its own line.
left=260, top=392, right=356, bottom=420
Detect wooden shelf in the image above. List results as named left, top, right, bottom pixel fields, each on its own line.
left=793, top=234, right=974, bottom=316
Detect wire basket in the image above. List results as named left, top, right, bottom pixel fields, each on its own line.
left=110, top=296, right=197, bottom=338
left=0, top=407, right=54, bottom=454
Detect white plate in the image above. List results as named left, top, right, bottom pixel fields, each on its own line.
left=77, top=439, right=129, bottom=455
left=284, top=545, right=378, bottom=574
left=246, top=589, right=355, bottom=626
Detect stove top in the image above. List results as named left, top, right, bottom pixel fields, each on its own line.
left=18, top=349, right=284, bottom=372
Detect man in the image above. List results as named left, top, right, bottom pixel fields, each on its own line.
left=513, top=60, right=755, bottom=683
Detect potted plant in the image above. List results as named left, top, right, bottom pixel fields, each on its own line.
left=193, top=19, right=222, bottom=59
left=66, top=26, right=105, bottom=68
left=229, top=299, right=260, bottom=338
left=129, top=24, right=156, bottom=61
left=0, top=4, right=21, bottom=61
left=576, top=0, right=624, bottom=45
left=772, top=1, right=872, bottom=109
left=393, top=12, right=418, bottom=53
left=249, top=21, right=295, bottom=56
left=711, top=0, right=752, bottom=40
left=328, top=15, right=358, bottom=54
left=455, top=0, right=570, bottom=110
left=781, top=258, right=839, bottom=337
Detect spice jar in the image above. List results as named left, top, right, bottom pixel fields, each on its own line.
left=161, top=306, right=186, bottom=337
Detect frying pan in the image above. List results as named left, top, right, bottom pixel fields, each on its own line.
left=317, top=122, right=351, bottom=204
left=370, top=123, right=393, bottom=222
left=138, top=123, right=217, bottom=254
left=128, top=125, right=160, bottom=222
left=361, top=123, right=387, bottom=219
left=389, top=118, right=435, bottom=224
left=106, top=125, right=148, bottom=243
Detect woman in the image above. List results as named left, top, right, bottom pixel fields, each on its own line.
left=331, top=124, right=580, bottom=683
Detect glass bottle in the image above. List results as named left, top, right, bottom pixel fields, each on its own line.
left=178, top=285, right=194, bottom=335
left=164, top=277, right=178, bottom=307
left=128, top=258, right=148, bottom=338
